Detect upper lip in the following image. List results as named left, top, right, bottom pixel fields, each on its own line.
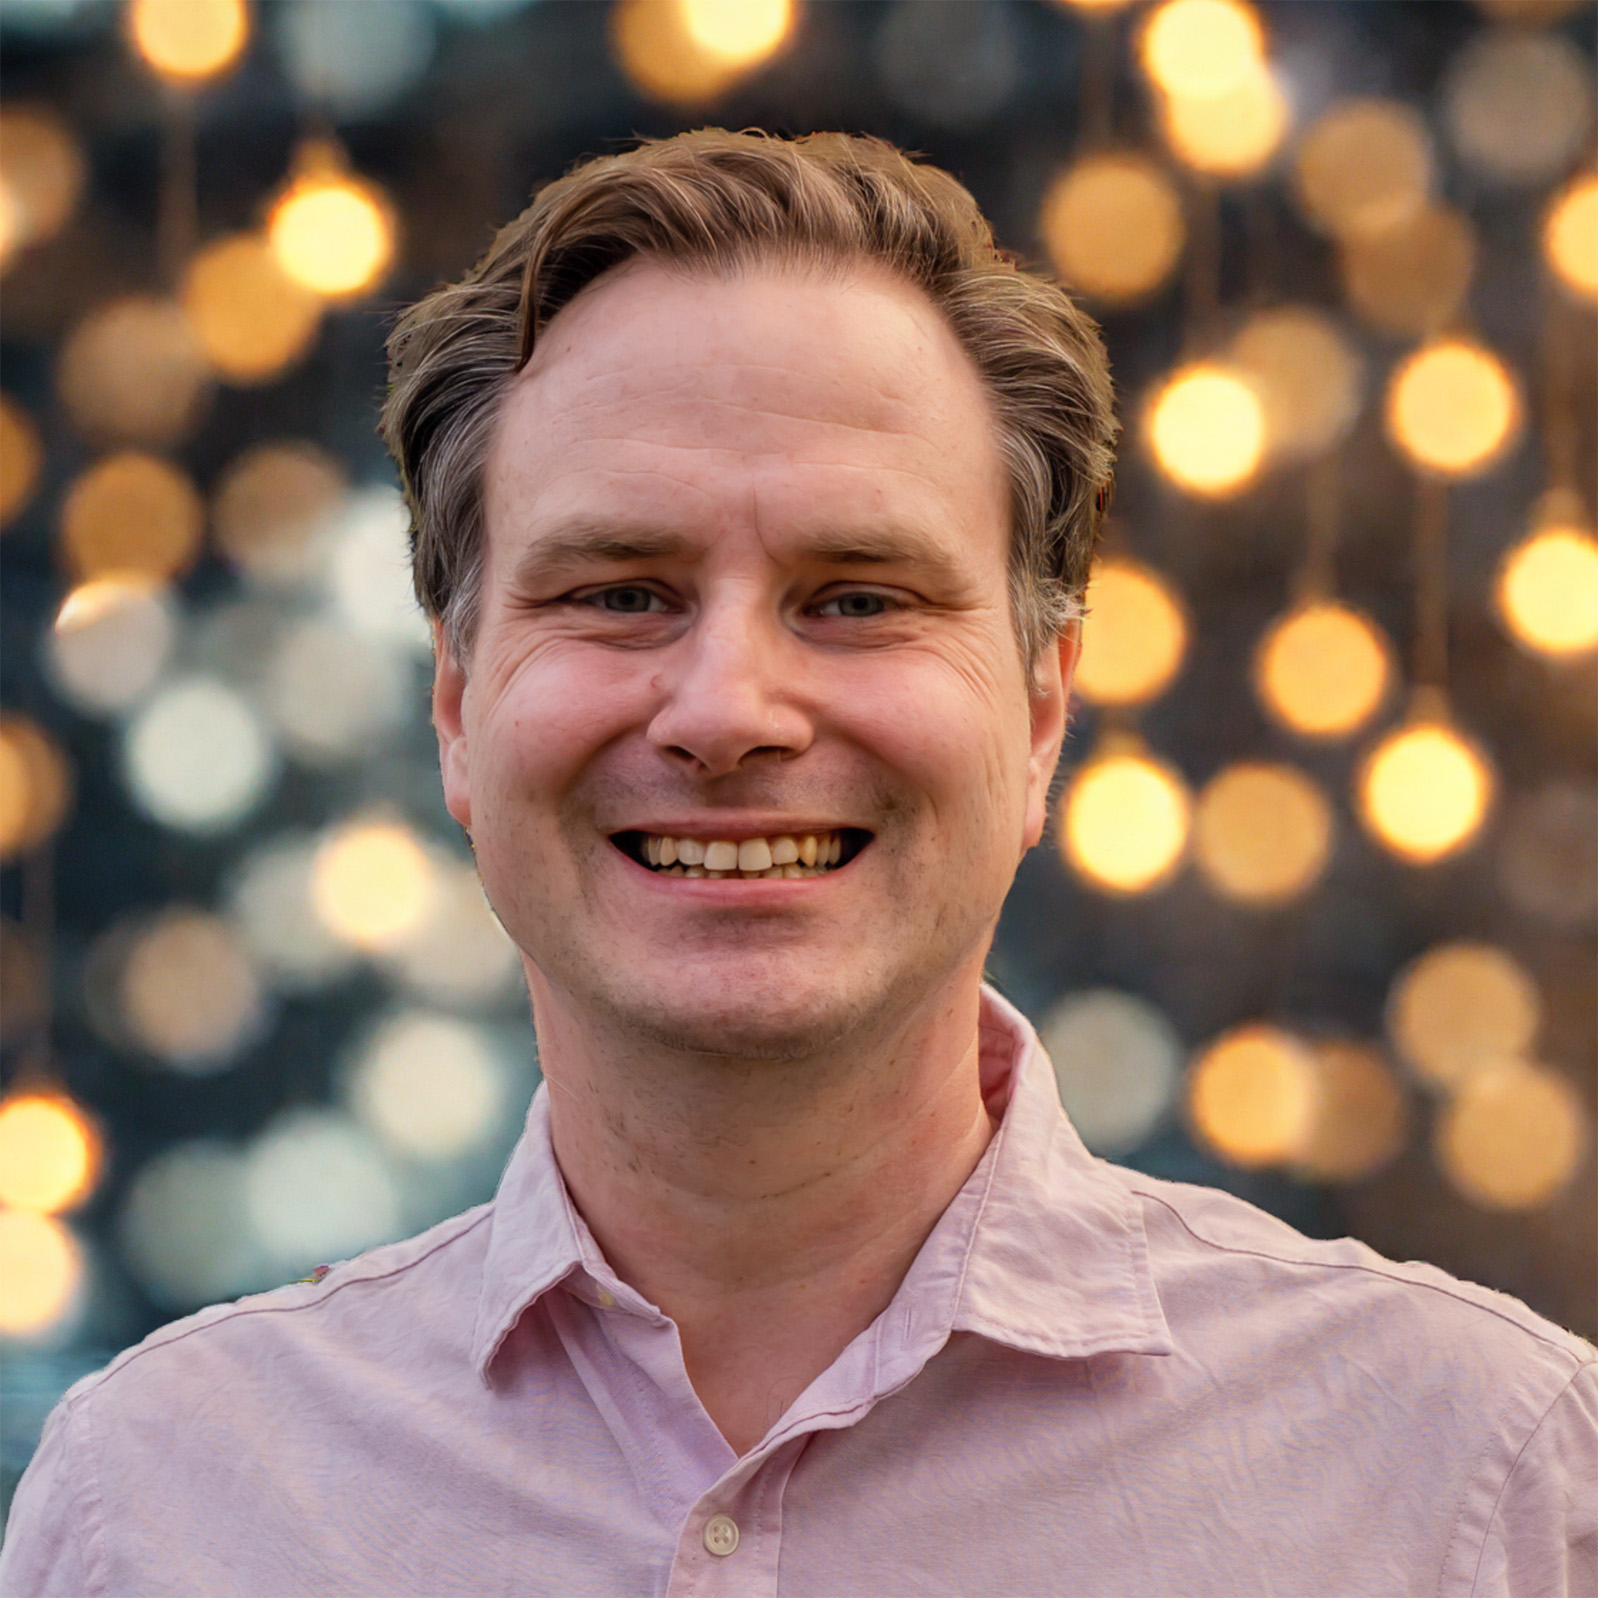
left=610, top=820, right=863, bottom=840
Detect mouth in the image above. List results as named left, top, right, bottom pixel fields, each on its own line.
left=610, top=828, right=871, bottom=880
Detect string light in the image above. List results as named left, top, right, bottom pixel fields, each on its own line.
left=611, top=0, right=794, bottom=106
left=181, top=233, right=323, bottom=384
left=1386, top=941, right=1541, bottom=1089
left=680, top=0, right=792, bottom=63
left=1039, top=153, right=1186, bottom=306
left=0, top=105, right=85, bottom=266
left=59, top=451, right=203, bottom=583
left=1147, top=364, right=1265, bottom=496
left=1340, top=204, right=1477, bottom=339
left=0, top=1094, right=101, bottom=1214
left=1159, top=62, right=1288, bottom=179
left=1254, top=601, right=1392, bottom=739
left=212, top=440, right=346, bottom=586
left=127, top=0, right=250, bottom=84
left=120, top=909, right=265, bottom=1071
left=1292, top=1041, right=1408, bottom=1183
left=268, top=144, right=395, bottom=299
left=0, top=393, right=43, bottom=528
left=1059, top=742, right=1191, bottom=895
left=1192, top=761, right=1333, bottom=906
left=1385, top=339, right=1521, bottom=478
left=0, top=715, right=72, bottom=862
left=1436, top=1061, right=1587, bottom=1211
left=1187, top=1023, right=1316, bottom=1168
left=1073, top=558, right=1188, bottom=706
left=1229, top=307, right=1363, bottom=462
left=1543, top=173, right=1598, bottom=301
left=1496, top=501, right=1598, bottom=659
left=1358, top=713, right=1494, bottom=864
left=48, top=578, right=179, bottom=717
left=1140, top=0, right=1264, bottom=100
left=312, top=818, right=436, bottom=951
left=0, top=1208, right=84, bottom=1340
left=1292, top=99, right=1432, bottom=240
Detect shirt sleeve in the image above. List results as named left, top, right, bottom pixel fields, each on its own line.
left=0, top=1395, right=105, bottom=1598
left=1469, top=1361, right=1598, bottom=1598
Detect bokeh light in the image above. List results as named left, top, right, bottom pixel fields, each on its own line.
left=1039, top=153, right=1186, bottom=306
left=1073, top=557, right=1188, bottom=707
left=1544, top=173, right=1598, bottom=300
left=1436, top=1061, right=1587, bottom=1211
left=1384, top=339, right=1520, bottom=478
left=0, top=1094, right=101, bottom=1214
left=1193, top=761, right=1334, bottom=906
left=0, top=392, right=44, bottom=528
left=1254, top=601, right=1391, bottom=740
left=127, top=0, right=250, bottom=83
left=47, top=578, right=178, bottom=717
left=1159, top=62, right=1288, bottom=179
left=0, top=105, right=85, bottom=265
left=244, top=1107, right=402, bottom=1270
left=268, top=147, right=395, bottom=299
left=1292, top=1040, right=1408, bottom=1183
left=612, top=0, right=794, bottom=105
left=348, top=1011, right=507, bottom=1160
left=0, top=1209, right=84, bottom=1341
left=181, top=232, right=324, bottom=384
left=212, top=440, right=346, bottom=586
left=1140, top=0, right=1264, bottom=100
left=272, top=0, right=435, bottom=119
left=312, top=817, right=436, bottom=951
left=383, top=860, right=523, bottom=1009
left=1340, top=204, right=1477, bottom=340
left=57, top=296, right=212, bottom=448
left=263, top=619, right=406, bottom=767
left=1292, top=99, right=1432, bottom=239
left=1358, top=715, right=1494, bottom=864
left=1497, top=516, right=1598, bottom=659
left=1496, top=782, right=1598, bottom=929
left=1187, top=1023, right=1317, bottom=1168
left=1060, top=745, right=1191, bottom=895
left=59, top=451, right=203, bottom=583
left=1229, top=306, right=1363, bottom=461
left=1387, top=941, right=1540, bottom=1089
left=123, top=675, right=277, bottom=833
left=119, top=908, right=265, bottom=1071
left=0, top=714, right=72, bottom=861
left=227, top=832, right=359, bottom=992
left=873, top=1, right=1023, bottom=132
left=1443, top=31, right=1593, bottom=189
left=1038, top=988, right=1182, bottom=1154
left=1147, top=364, right=1265, bottom=496
left=118, top=1140, right=259, bottom=1308
left=327, top=485, right=433, bottom=652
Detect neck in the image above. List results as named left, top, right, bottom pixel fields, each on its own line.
left=531, top=967, right=998, bottom=1455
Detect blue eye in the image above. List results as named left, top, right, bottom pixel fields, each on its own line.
left=821, top=592, right=889, bottom=618
left=597, top=587, right=662, bottom=613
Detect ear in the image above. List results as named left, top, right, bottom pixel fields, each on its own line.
left=1022, top=620, right=1080, bottom=851
left=432, top=618, right=473, bottom=832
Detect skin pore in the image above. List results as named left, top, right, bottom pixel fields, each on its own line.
left=433, top=258, right=1077, bottom=1456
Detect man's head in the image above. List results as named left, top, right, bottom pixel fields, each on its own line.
left=379, top=132, right=1118, bottom=1063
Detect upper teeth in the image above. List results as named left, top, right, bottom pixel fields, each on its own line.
left=641, top=832, right=845, bottom=877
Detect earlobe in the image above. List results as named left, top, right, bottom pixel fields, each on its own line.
left=432, top=619, right=473, bottom=832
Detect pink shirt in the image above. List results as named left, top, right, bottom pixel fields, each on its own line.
left=4, top=990, right=1594, bottom=1596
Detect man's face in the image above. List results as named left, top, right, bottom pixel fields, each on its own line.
left=435, top=260, right=1074, bottom=1060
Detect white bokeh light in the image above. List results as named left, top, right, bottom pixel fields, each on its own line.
left=264, top=617, right=409, bottom=766
left=328, top=486, right=432, bottom=655
left=123, top=675, right=277, bottom=833
left=226, top=833, right=359, bottom=992
left=273, top=0, right=436, bottom=118
left=46, top=578, right=179, bottom=717
left=384, top=859, right=522, bottom=1008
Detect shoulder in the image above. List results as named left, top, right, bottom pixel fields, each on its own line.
left=63, top=1201, right=495, bottom=1424
left=1118, top=1165, right=1594, bottom=1398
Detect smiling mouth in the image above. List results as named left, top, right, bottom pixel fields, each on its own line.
left=612, top=829, right=871, bottom=879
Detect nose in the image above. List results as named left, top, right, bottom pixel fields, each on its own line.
left=647, top=590, right=812, bottom=777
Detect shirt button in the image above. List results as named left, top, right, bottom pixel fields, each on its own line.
left=702, top=1514, right=740, bottom=1557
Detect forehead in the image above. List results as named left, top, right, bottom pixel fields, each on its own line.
left=482, top=259, right=1010, bottom=560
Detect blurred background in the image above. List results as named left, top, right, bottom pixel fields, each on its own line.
left=1, top=0, right=1595, bottom=1517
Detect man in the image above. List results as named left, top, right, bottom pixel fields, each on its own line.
left=3, top=130, right=1593, bottom=1597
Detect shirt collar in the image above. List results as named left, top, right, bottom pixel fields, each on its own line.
left=471, top=985, right=1173, bottom=1381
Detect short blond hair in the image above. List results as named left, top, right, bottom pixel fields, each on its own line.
left=380, top=129, right=1117, bottom=667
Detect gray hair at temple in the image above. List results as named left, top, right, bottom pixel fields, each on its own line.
left=378, top=128, right=1118, bottom=671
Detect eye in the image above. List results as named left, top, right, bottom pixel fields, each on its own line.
left=816, top=591, right=892, bottom=619
left=591, top=585, right=667, bottom=613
